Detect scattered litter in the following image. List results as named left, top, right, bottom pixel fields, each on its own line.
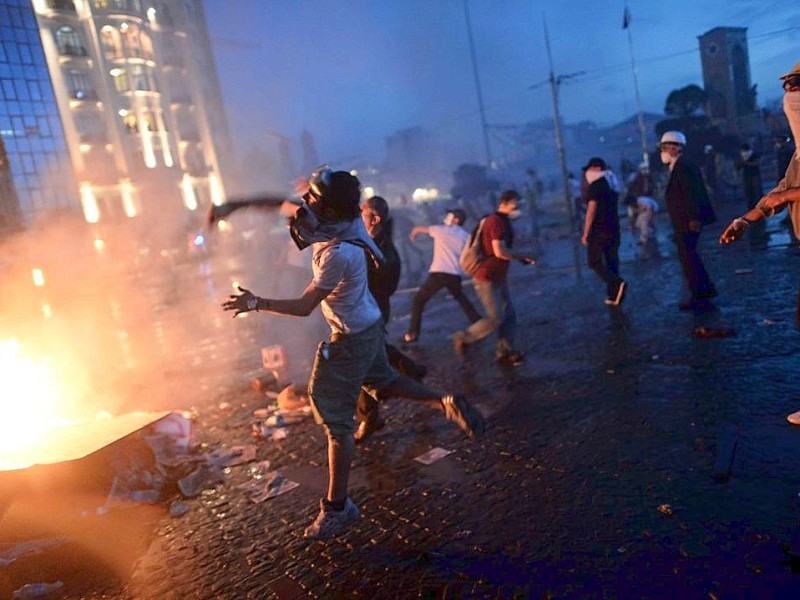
left=218, top=401, right=232, bottom=411
left=169, top=501, right=190, bottom=518
left=150, top=412, right=196, bottom=451
left=0, top=538, right=67, bottom=568
left=761, top=319, right=780, bottom=326
left=657, top=504, right=674, bottom=516
left=237, top=468, right=299, bottom=503
left=414, top=447, right=454, bottom=465
left=251, top=372, right=279, bottom=393
left=261, top=345, right=287, bottom=372
left=12, top=581, right=64, bottom=599
left=606, top=369, right=615, bottom=374
left=276, top=384, right=311, bottom=411
left=651, top=354, right=659, bottom=361
left=207, top=445, right=257, bottom=468
left=252, top=407, right=274, bottom=419
left=692, top=326, right=737, bottom=339
left=734, top=268, right=754, bottom=275
left=251, top=424, right=289, bottom=440
left=178, top=463, right=225, bottom=498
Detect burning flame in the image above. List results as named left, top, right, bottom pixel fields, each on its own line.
left=0, top=339, right=67, bottom=457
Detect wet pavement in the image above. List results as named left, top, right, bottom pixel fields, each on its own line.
left=5, top=205, right=800, bottom=598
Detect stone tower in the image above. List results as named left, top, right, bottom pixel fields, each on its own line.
left=698, top=27, right=761, bottom=136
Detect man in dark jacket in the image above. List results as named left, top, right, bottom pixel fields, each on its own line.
left=660, top=130, right=717, bottom=313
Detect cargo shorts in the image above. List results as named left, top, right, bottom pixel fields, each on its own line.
left=308, top=318, right=399, bottom=437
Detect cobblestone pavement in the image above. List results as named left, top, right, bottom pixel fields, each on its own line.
left=6, top=209, right=800, bottom=598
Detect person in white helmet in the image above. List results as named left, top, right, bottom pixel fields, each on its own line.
left=660, top=130, right=718, bottom=313
left=718, top=60, right=800, bottom=425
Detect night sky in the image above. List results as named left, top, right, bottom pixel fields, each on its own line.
left=204, top=0, right=800, bottom=169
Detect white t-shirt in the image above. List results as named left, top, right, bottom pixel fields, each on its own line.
left=312, top=240, right=381, bottom=335
left=427, top=224, right=470, bottom=275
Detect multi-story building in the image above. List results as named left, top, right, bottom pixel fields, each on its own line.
left=27, top=0, right=233, bottom=226
left=0, top=0, right=77, bottom=235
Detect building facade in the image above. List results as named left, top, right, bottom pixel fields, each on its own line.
left=28, top=0, right=233, bottom=226
left=0, top=0, right=77, bottom=234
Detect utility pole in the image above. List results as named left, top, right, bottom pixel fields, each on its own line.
left=543, top=17, right=582, bottom=278
left=624, top=5, right=649, bottom=168
left=463, top=0, right=493, bottom=168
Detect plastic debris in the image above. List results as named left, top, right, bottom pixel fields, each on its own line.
left=237, top=470, right=299, bottom=503
left=178, top=463, right=225, bottom=498
left=169, top=501, right=190, bottom=518
left=276, top=384, right=311, bottom=411
left=12, top=581, right=64, bottom=599
left=734, top=268, right=754, bottom=275
left=414, top=447, right=454, bottom=465
left=207, top=445, right=257, bottom=468
left=0, top=538, right=67, bottom=568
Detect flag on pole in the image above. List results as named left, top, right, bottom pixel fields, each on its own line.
left=622, top=6, right=631, bottom=29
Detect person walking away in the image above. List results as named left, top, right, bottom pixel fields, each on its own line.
left=222, top=167, right=485, bottom=538
left=581, top=157, right=626, bottom=306
left=403, top=209, right=482, bottom=343
left=660, top=130, right=718, bottom=314
left=452, top=190, right=535, bottom=366
left=718, top=61, right=800, bottom=424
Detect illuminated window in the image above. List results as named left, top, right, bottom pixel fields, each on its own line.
left=122, top=24, right=143, bottom=58
left=110, top=68, right=129, bottom=93
left=55, top=26, right=85, bottom=56
left=129, top=65, right=150, bottom=91
left=92, top=0, right=109, bottom=8
left=100, top=27, right=120, bottom=59
left=66, top=69, right=95, bottom=99
left=122, top=113, right=137, bottom=133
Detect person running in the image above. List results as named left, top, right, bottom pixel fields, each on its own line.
left=451, top=190, right=535, bottom=366
left=403, top=209, right=482, bottom=343
left=222, top=166, right=485, bottom=539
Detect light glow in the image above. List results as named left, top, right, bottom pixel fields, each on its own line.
left=181, top=174, right=198, bottom=210
left=32, top=268, right=45, bottom=287
left=0, top=340, right=63, bottom=461
left=80, top=183, right=100, bottom=223
left=121, top=180, right=137, bottom=217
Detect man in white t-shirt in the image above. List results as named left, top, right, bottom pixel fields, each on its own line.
left=223, top=168, right=485, bottom=539
left=403, top=209, right=482, bottom=343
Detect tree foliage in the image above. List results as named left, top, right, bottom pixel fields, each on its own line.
left=664, top=84, right=707, bottom=118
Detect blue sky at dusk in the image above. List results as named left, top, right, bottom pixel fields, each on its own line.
left=204, top=0, right=800, bottom=170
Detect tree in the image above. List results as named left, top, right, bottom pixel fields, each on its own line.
left=657, top=85, right=723, bottom=164
left=664, top=85, right=707, bottom=118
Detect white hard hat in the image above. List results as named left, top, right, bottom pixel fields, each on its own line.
left=660, top=131, right=686, bottom=146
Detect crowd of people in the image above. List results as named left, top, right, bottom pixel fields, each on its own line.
left=219, top=59, right=800, bottom=540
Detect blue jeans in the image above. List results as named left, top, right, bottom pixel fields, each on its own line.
left=461, top=280, right=517, bottom=356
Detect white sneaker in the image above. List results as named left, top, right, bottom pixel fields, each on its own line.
left=303, top=497, right=360, bottom=539
left=786, top=410, right=800, bottom=425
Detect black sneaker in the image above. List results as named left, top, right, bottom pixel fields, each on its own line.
left=441, top=394, right=485, bottom=438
